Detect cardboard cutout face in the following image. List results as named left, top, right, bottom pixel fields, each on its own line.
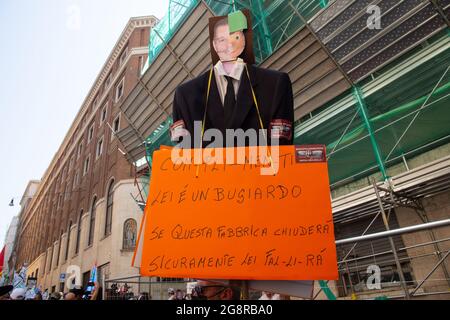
left=209, top=9, right=255, bottom=65
left=213, top=22, right=246, bottom=62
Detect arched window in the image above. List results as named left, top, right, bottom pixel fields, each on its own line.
left=75, top=209, right=83, bottom=255
left=65, top=221, right=72, bottom=261
left=88, top=197, right=97, bottom=246
left=123, top=219, right=137, bottom=250
left=105, top=180, right=115, bottom=236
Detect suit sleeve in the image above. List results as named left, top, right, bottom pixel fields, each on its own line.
left=170, top=87, right=188, bottom=144
left=270, top=72, right=295, bottom=145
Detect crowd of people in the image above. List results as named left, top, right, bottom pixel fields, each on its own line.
left=1, top=280, right=281, bottom=301
left=0, top=281, right=102, bottom=300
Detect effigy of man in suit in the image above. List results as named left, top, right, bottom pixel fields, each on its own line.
left=171, top=9, right=294, bottom=149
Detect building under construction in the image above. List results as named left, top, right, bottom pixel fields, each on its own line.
left=115, top=0, right=450, bottom=299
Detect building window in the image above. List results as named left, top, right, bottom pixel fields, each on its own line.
left=138, top=56, right=144, bottom=76
left=83, top=155, right=90, bottom=176
left=58, top=194, right=64, bottom=209
left=88, top=123, right=95, bottom=143
left=111, top=114, right=121, bottom=141
left=77, top=143, right=83, bottom=159
left=119, top=47, right=128, bottom=65
left=115, top=77, right=125, bottom=102
left=88, top=197, right=97, bottom=247
left=123, top=219, right=137, bottom=250
left=82, top=271, right=91, bottom=291
left=65, top=221, right=72, bottom=262
left=75, top=210, right=83, bottom=255
left=105, top=180, right=114, bottom=236
left=69, top=155, right=74, bottom=172
left=61, top=166, right=67, bottom=182
left=100, top=104, right=108, bottom=124
left=73, top=171, right=79, bottom=190
left=64, top=184, right=70, bottom=200
left=93, top=95, right=99, bottom=108
left=56, top=231, right=63, bottom=266
left=98, top=263, right=110, bottom=284
left=96, top=136, right=104, bottom=159
left=105, top=72, right=112, bottom=89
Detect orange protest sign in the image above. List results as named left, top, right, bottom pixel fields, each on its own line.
left=140, top=145, right=338, bottom=280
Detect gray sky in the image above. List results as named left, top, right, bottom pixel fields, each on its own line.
left=0, top=0, right=169, bottom=249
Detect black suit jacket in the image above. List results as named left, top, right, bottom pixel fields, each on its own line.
left=171, top=64, right=294, bottom=148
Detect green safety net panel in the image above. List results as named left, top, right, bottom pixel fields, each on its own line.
left=147, top=0, right=328, bottom=67
left=148, top=0, right=198, bottom=64
left=296, top=42, right=450, bottom=188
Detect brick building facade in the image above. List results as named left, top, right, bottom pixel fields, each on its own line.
left=14, top=16, right=158, bottom=292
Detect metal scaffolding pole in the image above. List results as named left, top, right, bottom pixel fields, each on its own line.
left=335, top=216, right=450, bottom=245
left=412, top=200, right=450, bottom=288
left=373, top=180, right=408, bottom=299
left=354, top=87, right=388, bottom=181
left=313, top=210, right=383, bottom=300
left=410, top=249, right=450, bottom=296
left=338, top=237, right=450, bottom=264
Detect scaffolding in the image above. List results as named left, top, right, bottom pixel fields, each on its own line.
left=138, top=0, right=450, bottom=192
left=313, top=179, right=450, bottom=300
left=145, top=0, right=328, bottom=71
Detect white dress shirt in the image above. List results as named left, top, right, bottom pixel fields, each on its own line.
left=213, top=58, right=246, bottom=106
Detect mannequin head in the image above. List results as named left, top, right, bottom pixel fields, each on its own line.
left=212, top=18, right=246, bottom=62
left=209, top=9, right=255, bottom=66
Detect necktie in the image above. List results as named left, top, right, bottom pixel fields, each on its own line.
left=224, top=76, right=236, bottom=128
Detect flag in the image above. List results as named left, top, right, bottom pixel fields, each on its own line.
left=0, top=246, right=5, bottom=273
left=13, top=266, right=27, bottom=289
left=89, top=263, right=97, bottom=283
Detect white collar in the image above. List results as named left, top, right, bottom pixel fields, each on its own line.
left=214, top=58, right=246, bottom=81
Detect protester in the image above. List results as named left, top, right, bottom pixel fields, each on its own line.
left=194, top=280, right=240, bottom=300
left=34, top=292, right=43, bottom=300
left=137, top=292, right=150, bottom=300
left=64, top=286, right=83, bottom=300
left=50, top=292, right=62, bottom=300
left=259, top=291, right=281, bottom=300
left=42, top=288, right=49, bottom=300
left=167, top=288, right=176, bottom=300
left=10, top=288, right=26, bottom=300
left=175, top=289, right=185, bottom=300
left=90, top=281, right=103, bottom=300
left=0, top=285, right=13, bottom=300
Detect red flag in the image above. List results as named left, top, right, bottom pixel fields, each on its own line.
left=0, top=246, right=5, bottom=273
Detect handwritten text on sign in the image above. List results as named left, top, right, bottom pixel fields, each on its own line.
left=140, top=146, right=338, bottom=280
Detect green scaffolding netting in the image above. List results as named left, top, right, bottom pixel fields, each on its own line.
left=147, top=0, right=327, bottom=68
left=297, top=45, right=450, bottom=188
